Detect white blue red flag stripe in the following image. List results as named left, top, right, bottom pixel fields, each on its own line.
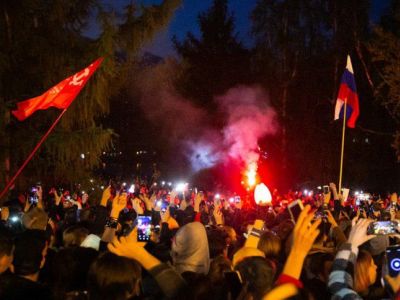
left=334, top=55, right=359, bottom=128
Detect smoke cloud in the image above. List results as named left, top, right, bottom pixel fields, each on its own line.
left=134, top=62, right=279, bottom=173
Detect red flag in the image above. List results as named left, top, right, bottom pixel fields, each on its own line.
left=12, top=58, right=103, bottom=121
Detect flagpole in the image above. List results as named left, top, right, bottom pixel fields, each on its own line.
left=0, top=109, right=68, bottom=202
left=338, top=101, right=347, bottom=194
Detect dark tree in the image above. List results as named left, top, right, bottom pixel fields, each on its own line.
left=173, top=0, right=251, bottom=112
left=0, top=0, right=181, bottom=190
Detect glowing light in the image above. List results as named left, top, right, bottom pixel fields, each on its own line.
left=254, top=183, right=272, bottom=205
left=229, top=197, right=234, bottom=203
left=161, top=181, right=165, bottom=185
left=176, top=183, right=187, bottom=192
left=10, top=216, right=19, bottom=223
left=128, top=185, right=135, bottom=193
left=215, top=194, right=220, bottom=199
left=80, top=153, right=85, bottom=159
left=157, top=201, right=162, bottom=207
left=246, top=162, right=257, bottom=187
left=304, top=189, right=308, bottom=194
left=100, top=185, right=104, bottom=190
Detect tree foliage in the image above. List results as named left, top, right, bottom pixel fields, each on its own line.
left=368, top=1, right=400, bottom=160
left=173, top=0, right=250, bottom=111
left=0, top=0, right=180, bottom=188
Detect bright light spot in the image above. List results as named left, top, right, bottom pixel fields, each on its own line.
left=81, top=190, right=85, bottom=194
left=168, top=182, right=172, bottom=186
left=80, top=153, right=85, bottom=159
left=122, top=182, right=127, bottom=187
left=304, top=189, right=308, bottom=194
left=161, top=181, right=165, bottom=185
left=241, top=181, right=245, bottom=185
left=10, top=216, right=19, bottom=223
left=90, top=179, right=94, bottom=183
left=153, top=183, right=157, bottom=186
left=246, top=162, right=257, bottom=187
left=215, top=194, right=220, bottom=199
left=229, top=197, right=234, bottom=203
left=128, top=185, right=135, bottom=193
left=308, top=191, right=313, bottom=196
left=355, top=191, right=359, bottom=196
left=100, top=185, right=104, bottom=190
left=176, top=183, right=187, bottom=192
left=254, top=183, right=272, bottom=206
left=317, top=186, right=322, bottom=190
left=157, top=201, right=162, bottom=207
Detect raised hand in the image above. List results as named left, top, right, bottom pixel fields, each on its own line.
left=194, top=192, right=202, bottom=212
left=213, top=207, right=224, bottom=225
left=282, top=205, right=321, bottom=280
left=111, top=192, right=128, bottom=219
left=100, top=186, right=112, bottom=207
left=326, top=210, right=338, bottom=228
left=160, top=207, right=170, bottom=223
left=108, top=227, right=160, bottom=271
left=140, top=194, right=154, bottom=211
left=131, top=197, right=144, bottom=215
left=108, top=227, right=147, bottom=260
left=329, top=182, right=339, bottom=200
left=292, top=205, right=321, bottom=257
left=348, top=219, right=375, bottom=248
left=37, top=186, right=44, bottom=209
left=53, top=189, right=63, bottom=206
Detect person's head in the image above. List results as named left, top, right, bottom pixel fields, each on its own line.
left=12, top=230, right=47, bottom=279
left=257, top=231, right=281, bottom=260
left=171, top=222, right=210, bottom=274
left=63, top=225, right=89, bottom=248
left=223, top=226, right=237, bottom=244
left=207, top=228, right=228, bottom=258
left=81, top=193, right=89, bottom=204
left=208, top=255, right=232, bottom=284
left=354, top=250, right=377, bottom=293
left=235, top=256, right=275, bottom=300
left=88, top=252, right=141, bottom=300
left=308, top=253, right=334, bottom=282
left=0, top=228, right=14, bottom=274
left=22, top=207, right=48, bottom=231
left=52, top=247, right=98, bottom=300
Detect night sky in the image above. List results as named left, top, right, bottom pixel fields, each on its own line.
left=89, top=0, right=391, bottom=57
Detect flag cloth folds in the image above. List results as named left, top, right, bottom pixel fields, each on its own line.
left=334, top=55, right=360, bottom=128
left=12, top=58, right=103, bottom=121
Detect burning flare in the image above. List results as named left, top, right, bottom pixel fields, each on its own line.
left=246, top=162, right=258, bottom=187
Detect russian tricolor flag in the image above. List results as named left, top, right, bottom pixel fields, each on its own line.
left=334, top=55, right=359, bottom=128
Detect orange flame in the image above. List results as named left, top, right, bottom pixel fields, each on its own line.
left=246, top=162, right=257, bottom=187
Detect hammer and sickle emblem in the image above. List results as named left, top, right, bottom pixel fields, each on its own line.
left=69, top=68, right=90, bottom=86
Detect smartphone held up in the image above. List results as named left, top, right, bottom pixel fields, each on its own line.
left=367, top=221, right=399, bottom=235
left=137, top=216, right=152, bottom=242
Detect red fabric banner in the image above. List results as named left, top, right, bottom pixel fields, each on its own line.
left=12, top=58, right=103, bottom=121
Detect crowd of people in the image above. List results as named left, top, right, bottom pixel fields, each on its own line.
left=0, top=179, right=400, bottom=299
